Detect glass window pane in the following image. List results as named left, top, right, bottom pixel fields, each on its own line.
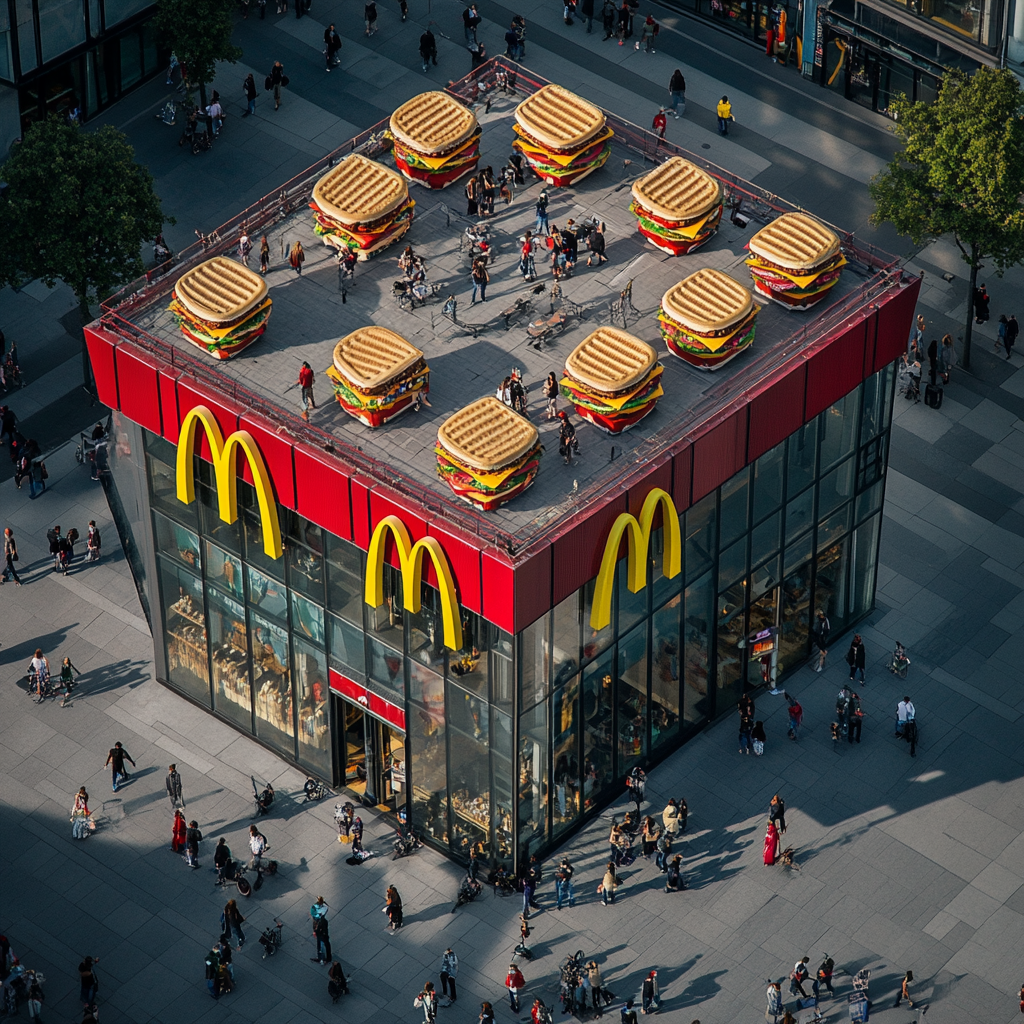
left=153, top=511, right=200, bottom=572
left=287, top=543, right=323, bottom=603
left=856, top=480, right=884, bottom=523
left=582, top=653, right=614, bottom=812
left=15, top=0, right=37, bottom=73
left=241, top=507, right=283, bottom=580
left=408, top=582, right=446, bottom=676
left=684, top=492, right=716, bottom=583
left=583, top=578, right=614, bottom=662
left=616, top=622, right=648, bottom=771
left=861, top=364, right=894, bottom=443
left=787, top=420, right=817, bottom=495
left=819, top=389, right=860, bottom=471
left=492, top=709, right=514, bottom=865
left=856, top=435, right=888, bottom=492
left=290, top=591, right=324, bottom=646
left=329, top=612, right=366, bottom=681
left=786, top=488, right=815, bottom=544
left=851, top=515, right=881, bottom=620
left=552, top=593, right=581, bottom=688
left=617, top=555, right=648, bottom=635
left=552, top=677, right=581, bottom=837
left=753, top=442, right=785, bottom=523
left=410, top=673, right=448, bottom=847
left=819, top=505, right=852, bottom=549
left=784, top=531, right=814, bottom=577
left=719, top=467, right=750, bottom=546
left=717, top=581, right=746, bottom=714
left=247, top=565, right=287, bottom=621
left=205, top=540, right=243, bottom=601
left=779, top=557, right=812, bottom=676
left=449, top=681, right=491, bottom=858
left=366, top=564, right=403, bottom=649
left=815, top=536, right=850, bottom=630
left=40, top=0, right=86, bottom=64
left=104, top=0, right=150, bottom=26
left=520, top=613, right=550, bottom=711
left=651, top=596, right=681, bottom=753
left=326, top=536, right=363, bottom=625
left=490, top=628, right=514, bottom=709
left=651, top=524, right=682, bottom=606
left=819, top=458, right=854, bottom=519
left=518, top=701, right=548, bottom=860
left=209, top=587, right=250, bottom=729
left=251, top=613, right=294, bottom=755
left=451, top=610, right=488, bottom=695
left=368, top=635, right=404, bottom=701
left=121, top=28, right=141, bottom=89
left=751, top=511, right=781, bottom=565
left=198, top=483, right=240, bottom=554
left=161, top=561, right=208, bottom=703
left=295, top=637, right=329, bottom=773
left=720, top=536, right=746, bottom=587
left=683, top=572, right=712, bottom=728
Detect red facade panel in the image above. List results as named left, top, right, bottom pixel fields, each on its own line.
left=691, top=406, right=749, bottom=502
left=239, top=412, right=297, bottom=509
left=349, top=477, right=372, bottom=550
left=293, top=447, right=352, bottom=541
left=671, top=445, right=692, bottom=512
left=370, top=489, right=430, bottom=578
left=113, top=345, right=162, bottom=435
left=84, top=327, right=119, bottom=409
left=329, top=669, right=406, bottom=730
left=514, top=545, right=553, bottom=632
left=426, top=519, right=484, bottom=615
left=551, top=491, right=629, bottom=605
left=873, top=278, right=921, bottom=371
left=746, top=363, right=808, bottom=461
left=805, top=322, right=867, bottom=420
left=157, top=368, right=181, bottom=443
left=481, top=550, right=516, bottom=634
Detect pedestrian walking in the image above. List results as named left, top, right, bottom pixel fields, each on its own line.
left=248, top=823, right=267, bottom=873
left=555, top=857, right=576, bottom=909
left=420, top=28, right=438, bottom=70
left=637, top=13, right=658, bottom=50
left=385, top=885, right=403, bottom=930
left=652, top=107, right=667, bottom=144
left=586, top=962, right=605, bottom=1015
left=664, top=853, right=684, bottom=891
left=789, top=958, right=810, bottom=1000
left=716, top=95, right=732, bottom=134
left=71, top=786, right=93, bottom=839
left=58, top=655, right=79, bottom=706
left=654, top=824, right=672, bottom=870
left=28, top=455, right=46, bottom=498
left=582, top=0, right=595, bottom=30
left=470, top=43, right=487, bottom=69
left=26, top=974, right=44, bottom=1020
left=763, top=820, right=780, bottom=865
left=480, top=1001, right=495, bottom=1024
left=29, top=647, right=49, bottom=698
left=325, top=25, right=342, bottom=69
left=616, top=0, right=631, bottom=43
left=586, top=222, right=607, bottom=265
left=666, top=69, right=686, bottom=117
left=739, top=706, right=754, bottom=753
left=298, top=361, right=316, bottom=420
left=78, top=957, right=99, bottom=1005
left=973, top=284, right=990, bottom=324
left=259, top=236, right=270, bottom=276
left=641, top=971, right=660, bottom=1014
left=600, top=861, right=620, bottom=904
left=601, top=0, right=616, bottom=36
left=104, top=741, right=136, bottom=791
left=365, top=0, right=378, bottom=33
left=328, top=961, right=350, bottom=1000
left=506, top=964, right=526, bottom=1012
left=909, top=313, right=925, bottom=360
left=184, top=819, right=203, bottom=868
left=237, top=232, right=252, bottom=267
left=172, top=808, right=187, bottom=853
left=535, top=188, right=550, bottom=233
left=846, top=633, right=866, bottom=684
left=896, top=695, right=915, bottom=737
left=751, top=720, right=766, bottom=755
left=1005, top=313, right=1019, bottom=359
left=289, top=241, right=305, bottom=275
left=471, top=259, right=489, bottom=302
left=786, top=695, right=802, bottom=741
left=222, top=898, right=245, bottom=947
left=766, top=980, right=783, bottom=1022
left=440, top=947, right=459, bottom=1003
left=769, top=793, right=786, bottom=833
left=940, top=333, right=955, bottom=383
left=243, top=73, right=257, bottom=116
left=847, top=691, right=863, bottom=743
left=544, top=372, right=559, bottom=419
left=85, top=520, right=101, bottom=562
left=893, top=970, right=914, bottom=1008
left=811, top=610, right=829, bottom=670
left=522, top=873, right=540, bottom=917
left=463, top=2, right=481, bottom=44
left=166, top=763, right=184, bottom=809
left=926, top=336, right=938, bottom=385
left=662, top=797, right=680, bottom=839
left=813, top=955, right=835, bottom=999
left=622, top=999, right=639, bottom=1024
left=1, top=527, right=21, bottom=585
left=313, top=914, right=331, bottom=964
left=626, top=765, right=646, bottom=812
left=269, top=61, right=285, bottom=110
left=207, top=91, right=223, bottom=135
left=415, top=982, right=439, bottom=1023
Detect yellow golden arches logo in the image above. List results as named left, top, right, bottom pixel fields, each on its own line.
left=590, top=487, right=681, bottom=631
left=176, top=405, right=283, bottom=560
left=365, top=515, right=464, bottom=652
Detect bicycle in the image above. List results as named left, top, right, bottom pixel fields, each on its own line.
left=491, top=865, right=517, bottom=897
left=258, top=918, right=284, bottom=958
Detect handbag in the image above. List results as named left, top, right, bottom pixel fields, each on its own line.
left=265, top=75, right=272, bottom=90
left=753, top=739, right=765, bottom=756
left=281, top=75, right=290, bottom=87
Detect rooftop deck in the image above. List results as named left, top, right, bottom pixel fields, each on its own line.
left=99, top=61, right=905, bottom=554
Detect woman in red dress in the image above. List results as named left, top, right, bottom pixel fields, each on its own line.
left=172, top=808, right=187, bottom=854
left=763, top=820, right=780, bottom=866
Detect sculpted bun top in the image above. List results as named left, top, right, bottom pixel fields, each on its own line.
left=390, top=92, right=479, bottom=155
left=333, top=327, right=423, bottom=390
left=632, top=157, right=722, bottom=223
left=564, top=328, right=657, bottom=392
left=438, top=397, right=540, bottom=472
left=515, top=84, right=606, bottom=151
left=748, top=212, right=840, bottom=272
left=174, top=257, right=268, bottom=323
left=661, top=269, right=754, bottom=333
left=313, top=153, right=409, bottom=226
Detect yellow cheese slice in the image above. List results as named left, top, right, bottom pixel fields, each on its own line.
left=171, top=295, right=272, bottom=340
left=436, top=448, right=538, bottom=489
left=513, top=125, right=614, bottom=167
left=396, top=132, right=480, bottom=170
left=745, top=254, right=847, bottom=289
left=659, top=310, right=758, bottom=354
left=561, top=365, right=663, bottom=410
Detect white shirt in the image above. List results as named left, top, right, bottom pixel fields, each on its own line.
left=905, top=700, right=915, bottom=721
left=897, top=700, right=909, bottom=723
left=249, top=833, right=266, bottom=856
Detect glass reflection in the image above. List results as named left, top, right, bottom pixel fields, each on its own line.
left=685, top=493, right=716, bottom=583
left=287, top=542, right=324, bottom=603
left=449, top=681, right=491, bottom=859
left=161, top=562, right=209, bottom=702
left=617, top=622, right=648, bottom=770
left=552, top=593, right=581, bottom=688
left=451, top=610, right=488, bottom=695
left=787, top=420, right=817, bottom=495
left=205, top=541, right=243, bottom=601
left=753, top=442, right=785, bottom=523
left=209, top=587, right=250, bottom=729
left=582, top=654, right=613, bottom=810
left=329, top=613, right=366, bottom=681
left=290, top=591, right=325, bottom=646
left=326, top=535, right=363, bottom=625
left=551, top=678, right=580, bottom=836
left=683, top=573, right=712, bottom=726
left=410, top=673, right=448, bottom=848
left=779, top=557, right=812, bottom=675
left=518, top=701, right=548, bottom=859
left=154, top=511, right=200, bottom=572
left=295, top=636, right=329, bottom=774
left=248, top=565, right=287, bottom=620
left=251, top=612, right=294, bottom=753
left=650, top=596, right=681, bottom=751
left=520, top=614, right=550, bottom=711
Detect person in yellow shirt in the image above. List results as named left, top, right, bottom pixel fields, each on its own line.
left=717, top=96, right=732, bottom=135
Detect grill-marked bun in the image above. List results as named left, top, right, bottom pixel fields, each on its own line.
left=312, top=153, right=409, bottom=226
left=390, top=92, right=478, bottom=156
left=631, top=157, right=722, bottom=223
left=437, top=397, right=540, bottom=472
left=661, top=269, right=754, bottom=333
left=514, top=84, right=606, bottom=151
left=747, top=212, right=840, bottom=273
left=333, top=327, right=423, bottom=390
left=564, top=328, right=657, bottom=392
left=174, top=257, right=268, bottom=323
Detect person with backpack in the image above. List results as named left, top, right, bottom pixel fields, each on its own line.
left=813, top=956, right=835, bottom=999
left=535, top=189, right=550, bottom=234
left=185, top=820, right=203, bottom=868
left=789, top=957, right=810, bottom=1000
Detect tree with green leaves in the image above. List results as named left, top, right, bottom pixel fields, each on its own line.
left=156, top=0, right=242, bottom=136
left=869, top=65, right=1024, bottom=370
left=0, top=118, right=169, bottom=388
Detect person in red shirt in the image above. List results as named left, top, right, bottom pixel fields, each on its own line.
left=652, top=108, right=667, bottom=146
left=506, top=965, right=526, bottom=1013
left=298, top=361, right=316, bottom=420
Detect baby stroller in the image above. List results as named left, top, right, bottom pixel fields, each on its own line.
left=251, top=776, right=274, bottom=818
left=897, top=358, right=921, bottom=402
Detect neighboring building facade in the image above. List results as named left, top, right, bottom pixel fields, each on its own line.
left=0, top=0, right=162, bottom=155
left=83, top=79, right=920, bottom=873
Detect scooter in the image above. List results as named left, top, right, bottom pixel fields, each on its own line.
left=259, top=919, right=284, bottom=958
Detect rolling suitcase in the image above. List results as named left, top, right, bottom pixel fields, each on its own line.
left=925, top=383, right=943, bottom=408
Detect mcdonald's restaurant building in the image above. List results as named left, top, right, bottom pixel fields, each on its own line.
left=83, top=102, right=920, bottom=873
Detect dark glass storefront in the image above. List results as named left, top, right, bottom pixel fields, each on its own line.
left=113, top=365, right=894, bottom=871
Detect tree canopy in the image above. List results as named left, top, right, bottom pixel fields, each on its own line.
left=869, top=66, right=1024, bottom=368
left=155, top=0, right=241, bottom=99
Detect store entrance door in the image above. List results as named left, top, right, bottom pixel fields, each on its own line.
left=746, top=571, right=781, bottom=690
left=847, top=42, right=880, bottom=111
left=334, top=695, right=405, bottom=811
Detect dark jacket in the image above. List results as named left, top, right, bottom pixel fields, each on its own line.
left=420, top=31, right=437, bottom=56
left=166, top=770, right=183, bottom=801
left=847, top=640, right=865, bottom=670
left=670, top=70, right=686, bottom=92
left=581, top=0, right=595, bottom=14
left=244, top=75, right=257, bottom=101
